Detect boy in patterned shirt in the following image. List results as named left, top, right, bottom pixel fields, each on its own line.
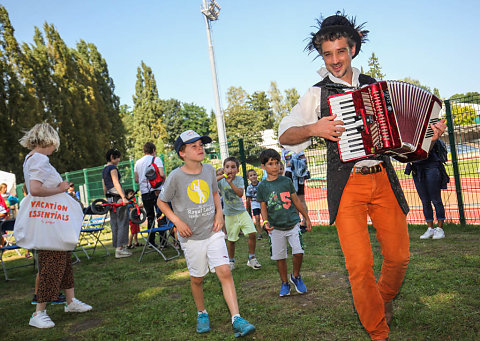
left=256, top=149, right=312, bottom=297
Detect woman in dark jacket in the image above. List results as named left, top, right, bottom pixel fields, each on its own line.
left=405, top=140, right=449, bottom=239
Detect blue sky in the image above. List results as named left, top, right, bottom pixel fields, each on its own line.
left=2, top=0, right=478, bottom=114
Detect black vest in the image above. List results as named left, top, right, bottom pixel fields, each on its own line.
left=313, top=75, right=409, bottom=224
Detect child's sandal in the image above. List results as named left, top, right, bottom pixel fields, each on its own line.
left=134, top=242, right=143, bottom=247
left=126, top=244, right=134, bottom=249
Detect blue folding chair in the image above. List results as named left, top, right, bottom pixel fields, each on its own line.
left=0, top=219, right=36, bottom=280
left=138, top=219, right=181, bottom=262
left=74, top=206, right=110, bottom=260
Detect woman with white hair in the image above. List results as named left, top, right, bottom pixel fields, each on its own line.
left=20, top=123, right=92, bottom=329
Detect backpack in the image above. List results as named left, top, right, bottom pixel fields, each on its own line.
left=145, top=156, right=164, bottom=189
left=291, top=154, right=309, bottom=179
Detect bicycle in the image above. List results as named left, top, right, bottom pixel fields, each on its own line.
left=90, top=197, right=147, bottom=224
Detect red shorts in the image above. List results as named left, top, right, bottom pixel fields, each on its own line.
left=129, top=221, right=140, bottom=234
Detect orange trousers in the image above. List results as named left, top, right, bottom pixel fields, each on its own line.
left=335, top=168, right=410, bottom=340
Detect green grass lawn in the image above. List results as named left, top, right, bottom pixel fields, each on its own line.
left=1, top=223, right=479, bottom=340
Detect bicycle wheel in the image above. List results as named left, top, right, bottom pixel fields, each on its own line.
left=90, top=199, right=109, bottom=215
left=130, top=207, right=147, bottom=224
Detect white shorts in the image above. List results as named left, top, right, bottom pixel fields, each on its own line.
left=225, top=211, right=257, bottom=242
left=181, top=231, right=229, bottom=277
left=269, top=223, right=304, bottom=260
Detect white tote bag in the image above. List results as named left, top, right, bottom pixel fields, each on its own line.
left=13, top=193, right=83, bottom=251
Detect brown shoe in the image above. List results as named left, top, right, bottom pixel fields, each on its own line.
left=384, top=301, right=393, bottom=326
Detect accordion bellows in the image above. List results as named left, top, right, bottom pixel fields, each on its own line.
left=328, top=81, right=442, bottom=163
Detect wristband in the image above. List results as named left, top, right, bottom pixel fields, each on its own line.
left=262, top=220, right=269, bottom=226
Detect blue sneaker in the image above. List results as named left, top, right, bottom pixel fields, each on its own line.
left=51, top=293, right=66, bottom=305
left=289, top=274, right=307, bottom=294
left=196, top=312, right=210, bottom=333
left=232, top=316, right=255, bottom=338
left=280, top=282, right=291, bottom=297
left=32, top=293, right=66, bottom=305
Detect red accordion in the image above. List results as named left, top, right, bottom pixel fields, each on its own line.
left=328, top=81, right=443, bottom=163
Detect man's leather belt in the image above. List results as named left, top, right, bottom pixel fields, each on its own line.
left=352, top=163, right=384, bottom=175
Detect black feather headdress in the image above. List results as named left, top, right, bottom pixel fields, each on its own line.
left=305, top=11, right=369, bottom=59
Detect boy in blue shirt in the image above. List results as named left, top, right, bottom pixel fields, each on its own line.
left=157, top=130, right=255, bottom=337
left=217, top=157, right=261, bottom=270
left=256, top=149, right=312, bottom=296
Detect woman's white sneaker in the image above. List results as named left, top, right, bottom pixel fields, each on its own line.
left=419, top=227, right=435, bottom=239
left=65, top=298, right=92, bottom=313
left=432, top=227, right=445, bottom=239
left=29, top=310, right=55, bottom=328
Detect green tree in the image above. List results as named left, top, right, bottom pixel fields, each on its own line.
left=132, top=61, right=166, bottom=159
left=400, top=77, right=431, bottom=93
left=0, top=5, right=38, bottom=176
left=247, top=91, right=273, bottom=129
left=162, top=98, right=182, bottom=146
left=224, top=86, right=264, bottom=161
left=163, top=100, right=210, bottom=146
left=76, top=40, right=126, bottom=155
left=0, top=5, right=129, bottom=178
left=365, top=52, right=385, bottom=80
left=208, top=109, right=218, bottom=148
left=120, top=104, right=135, bottom=156
left=268, top=81, right=285, bottom=124
left=284, top=88, right=300, bottom=113
left=268, top=82, right=300, bottom=138
left=449, top=92, right=480, bottom=103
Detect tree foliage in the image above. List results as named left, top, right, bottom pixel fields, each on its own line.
left=223, top=86, right=271, bottom=162
left=400, top=77, right=440, bottom=97
left=449, top=92, right=480, bottom=103
left=365, top=52, right=385, bottom=80
left=0, top=6, right=126, bottom=180
left=268, top=82, right=300, bottom=138
left=163, top=100, right=211, bottom=146
left=131, top=61, right=166, bottom=159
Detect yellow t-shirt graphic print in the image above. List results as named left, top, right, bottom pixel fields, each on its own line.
left=187, top=179, right=210, bottom=204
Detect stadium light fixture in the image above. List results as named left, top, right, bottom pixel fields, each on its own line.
left=201, top=0, right=229, bottom=160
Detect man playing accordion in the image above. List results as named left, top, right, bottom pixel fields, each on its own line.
left=278, top=11, right=446, bottom=341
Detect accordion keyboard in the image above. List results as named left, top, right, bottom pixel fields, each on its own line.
left=329, top=93, right=367, bottom=160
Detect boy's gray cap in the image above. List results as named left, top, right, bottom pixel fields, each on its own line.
left=174, top=130, right=212, bottom=155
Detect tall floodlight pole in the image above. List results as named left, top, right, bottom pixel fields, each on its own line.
left=201, top=0, right=229, bottom=160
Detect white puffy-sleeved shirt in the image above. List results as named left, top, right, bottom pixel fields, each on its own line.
left=23, top=153, right=63, bottom=193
